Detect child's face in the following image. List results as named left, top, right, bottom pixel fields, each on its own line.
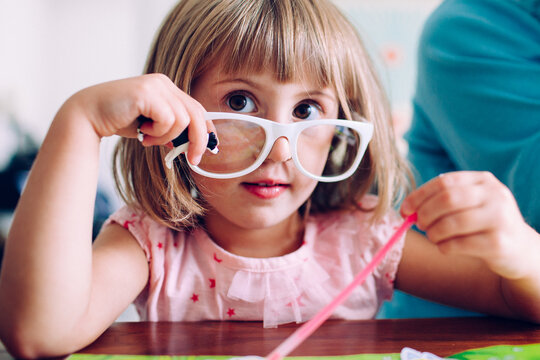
left=190, top=64, right=339, bottom=231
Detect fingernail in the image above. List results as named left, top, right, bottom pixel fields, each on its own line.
left=400, top=202, right=411, bottom=216
left=191, top=155, right=202, bottom=166
left=137, top=128, right=145, bottom=143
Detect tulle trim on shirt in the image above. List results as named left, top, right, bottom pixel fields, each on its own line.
left=194, top=220, right=335, bottom=328
left=226, top=248, right=333, bottom=328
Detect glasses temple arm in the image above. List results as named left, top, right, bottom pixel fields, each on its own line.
left=168, top=132, right=219, bottom=170
left=137, top=116, right=219, bottom=169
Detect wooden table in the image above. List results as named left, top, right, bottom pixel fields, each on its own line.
left=1, top=317, right=539, bottom=359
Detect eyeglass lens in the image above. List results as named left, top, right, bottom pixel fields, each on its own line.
left=196, top=117, right=361, bottom=179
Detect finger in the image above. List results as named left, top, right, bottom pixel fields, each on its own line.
left=141, top=102, right=189, bottom=146
left=401, top=171, right=485, bottom=216
left=139, top=77, right=199, bottom=146
left=206, top=118, right=217, bottom=135
left=414, top=182, right=486, bottom=231
left=137, top=99, right=176, bottom=146
left=139, top=77, right=190, bottom=139
left=139, top=75, right=208, bottom=164
left=155, top=76, right=200, bottom=145
left=424, top=205, right=496, bottom=244
left=153, top=80, right=208, bottom=164
left=132, top=74, right=179, bottom=144
left=184, top=101, right=208, bottom=165
left=165, top=82, right=208, bottom=165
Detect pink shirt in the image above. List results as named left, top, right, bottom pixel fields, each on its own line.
left=106, top=195, right=405, bottom=328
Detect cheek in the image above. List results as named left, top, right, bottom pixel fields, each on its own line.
left=298, top=149, right=329, bottom=175
left=296, top=176, right=319, bottom=199
left=192, top=175, right=233, bottom=199
left=297, top=127, right=334, bottom=176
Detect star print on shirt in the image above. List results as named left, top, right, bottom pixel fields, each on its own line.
left=191, top=293, right=199, bottom=302
left=227, top=308, right=235, bottom=317
left=157, top=242, right=163, bottom=249
left=123, top=213, right=137, bottom=229
left=123, top=220, right=135, bottom=229
left=286, top=295, right=305, bottom=307
left=209, top=278, right=216, bottom=288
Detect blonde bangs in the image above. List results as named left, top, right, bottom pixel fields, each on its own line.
left=193, top=1, right=337, bottom=90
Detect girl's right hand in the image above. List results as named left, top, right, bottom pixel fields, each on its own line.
left=62, top=73, right=209, bottom=165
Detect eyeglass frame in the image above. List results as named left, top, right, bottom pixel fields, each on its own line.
left=165, top=111, right=374, bottom=183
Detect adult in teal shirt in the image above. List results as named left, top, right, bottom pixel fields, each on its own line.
left=380, top=0, right=540, bottom=318
left=407, top=0, right=540, bottom=232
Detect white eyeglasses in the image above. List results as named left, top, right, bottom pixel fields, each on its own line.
left=164, top=112, right=373, bottom=182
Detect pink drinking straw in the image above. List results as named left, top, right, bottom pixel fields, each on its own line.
left=265, top=213, right=418, bottom=360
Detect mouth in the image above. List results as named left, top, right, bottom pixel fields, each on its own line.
left=241, top=180, right=290, bottom=199
left=245, top=182, right=288, bottom=187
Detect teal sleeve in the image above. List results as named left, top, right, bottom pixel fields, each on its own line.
left=406, top=0, right=540, bottom=231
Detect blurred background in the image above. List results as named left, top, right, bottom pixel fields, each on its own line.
left=0, top=0, right=441, bottom=319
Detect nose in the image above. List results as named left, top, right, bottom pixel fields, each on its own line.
left=267, top=136, right=292, bottom=163
left=262, top=109, right=293, bottom=163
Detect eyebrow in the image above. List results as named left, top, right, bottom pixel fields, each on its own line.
left=213, top=77, right=259, bottom=88
left=213, top=77, right=337, bottom=102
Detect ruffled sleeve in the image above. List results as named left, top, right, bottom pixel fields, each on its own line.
left=352, top=195, right=405, bottom=303
left=104, top=206, right=180, bottom=320
left=104, top=206, right=153, bottom=261
left=357, top=196, right=405, bottom=303
left=365, top=210, right=405, bottom=303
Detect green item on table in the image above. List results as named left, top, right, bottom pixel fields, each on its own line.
left=450, top=343, right=540, bottom=360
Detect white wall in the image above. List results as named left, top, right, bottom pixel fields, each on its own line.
left=0, top=0, right=179, bottom=210
left=0, top=0, right=176, bottom=138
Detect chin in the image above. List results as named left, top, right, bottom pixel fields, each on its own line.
left=235, top=214, right=290, bottom=229
left=226, top=206, right=299, bottom=230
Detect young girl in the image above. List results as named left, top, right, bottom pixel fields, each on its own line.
left=1, top=0, right=539, bottom=358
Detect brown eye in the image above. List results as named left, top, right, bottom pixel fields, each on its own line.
left=228, top=94, right=247, bottom=111
left=227, top=93, right=255, bottom=113
left=294, top=103, right=320, bottom=120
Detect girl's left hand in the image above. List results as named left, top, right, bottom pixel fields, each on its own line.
left=400, top=171, right=540, bottom=280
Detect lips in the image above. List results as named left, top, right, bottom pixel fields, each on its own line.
left=241, top=180, right=290, bottom=199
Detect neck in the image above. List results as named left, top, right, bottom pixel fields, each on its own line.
left=204, top=211, right=304, bottom=258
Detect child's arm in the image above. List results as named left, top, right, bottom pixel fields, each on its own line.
left=0, top=74, right=209, bottom=358
left=397, top=171, right=540, bottom=323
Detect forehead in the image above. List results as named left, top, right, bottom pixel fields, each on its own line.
left=196, top=60, right=337, bottom=98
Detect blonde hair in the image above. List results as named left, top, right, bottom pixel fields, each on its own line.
left=113, top=0, right=413, bottom=229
